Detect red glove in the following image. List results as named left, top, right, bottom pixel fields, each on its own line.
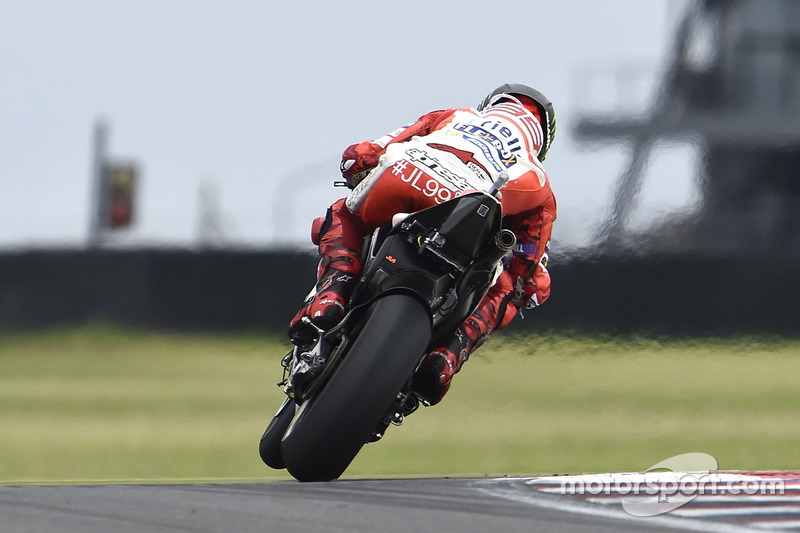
left=340, top=141, right=384, bottom=188
left=507, top=246, right=551, bottom=309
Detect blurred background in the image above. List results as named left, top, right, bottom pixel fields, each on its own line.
left=1, top=0, right=799, bottom=335
left=2, top=0, right=800, bottom=485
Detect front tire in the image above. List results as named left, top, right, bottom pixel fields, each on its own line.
left=258, top=397, right=296, bottom=469
left=281, top=294, right=431, bottom=482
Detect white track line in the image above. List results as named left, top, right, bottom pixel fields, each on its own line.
left=474, top=478, right=760, bottom=533
left=497, top=472, right=800, bottom=532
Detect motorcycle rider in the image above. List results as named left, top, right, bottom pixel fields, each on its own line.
left=288, top=83, right=557, bottom=406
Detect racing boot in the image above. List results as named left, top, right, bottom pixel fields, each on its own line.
left=287, top=265, right=357, bottom=346
left=412, top=275, right=518, bottom=405
left=412, top=333, right=470, bottom=407
left=287, top=198, right=365, bottom=346
left=412, top=313, right=489, bottom=406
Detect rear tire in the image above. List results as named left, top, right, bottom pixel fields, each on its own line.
left=281, top=294, right=431, bottom=482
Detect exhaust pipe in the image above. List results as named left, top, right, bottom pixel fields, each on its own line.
left=494, top=228, right=516, bottom=252
left=480, top=228, right=516, bottom=266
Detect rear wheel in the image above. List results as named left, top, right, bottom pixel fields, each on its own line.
left=281, top=294, right=431, bottom=482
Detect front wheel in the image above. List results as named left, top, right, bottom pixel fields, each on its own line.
left=258, top=397, right=295, bottom=469
left=281, top=294, right=432, bottom=482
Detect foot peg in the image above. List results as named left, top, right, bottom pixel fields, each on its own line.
left=368, top=391, right=420, bottom=442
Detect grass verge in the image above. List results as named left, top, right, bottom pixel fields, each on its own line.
left=1, top=326, right=798, bottom=483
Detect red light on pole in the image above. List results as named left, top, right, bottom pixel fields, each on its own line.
left=106, top=164, right=136, bottom=228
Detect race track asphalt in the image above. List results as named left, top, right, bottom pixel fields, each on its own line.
left=0, top=477, right=740, bottom=533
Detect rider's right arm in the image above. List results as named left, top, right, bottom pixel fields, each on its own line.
left=372, top=109, right=456, bottom=148
left=341, top=109, right=457, bottom=188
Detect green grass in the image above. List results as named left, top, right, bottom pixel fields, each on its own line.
left=1, top=326, right=798, bottom=483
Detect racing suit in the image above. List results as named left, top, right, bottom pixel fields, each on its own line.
left=290, top=101, right=557, bottom=404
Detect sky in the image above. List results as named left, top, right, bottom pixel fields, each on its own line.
left=0, top=0, right=700, bottom=252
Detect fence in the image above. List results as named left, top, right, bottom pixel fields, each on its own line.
left=1, top=249, right=797, bottom=336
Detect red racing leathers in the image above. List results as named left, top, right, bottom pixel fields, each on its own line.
left=290, top=101, right=557, bottom=404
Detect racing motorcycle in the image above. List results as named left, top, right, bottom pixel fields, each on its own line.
left=258, top=172, right=516, bottom=482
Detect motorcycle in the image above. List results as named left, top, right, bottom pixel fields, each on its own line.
left=258, top=172, right=516, bottom=482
